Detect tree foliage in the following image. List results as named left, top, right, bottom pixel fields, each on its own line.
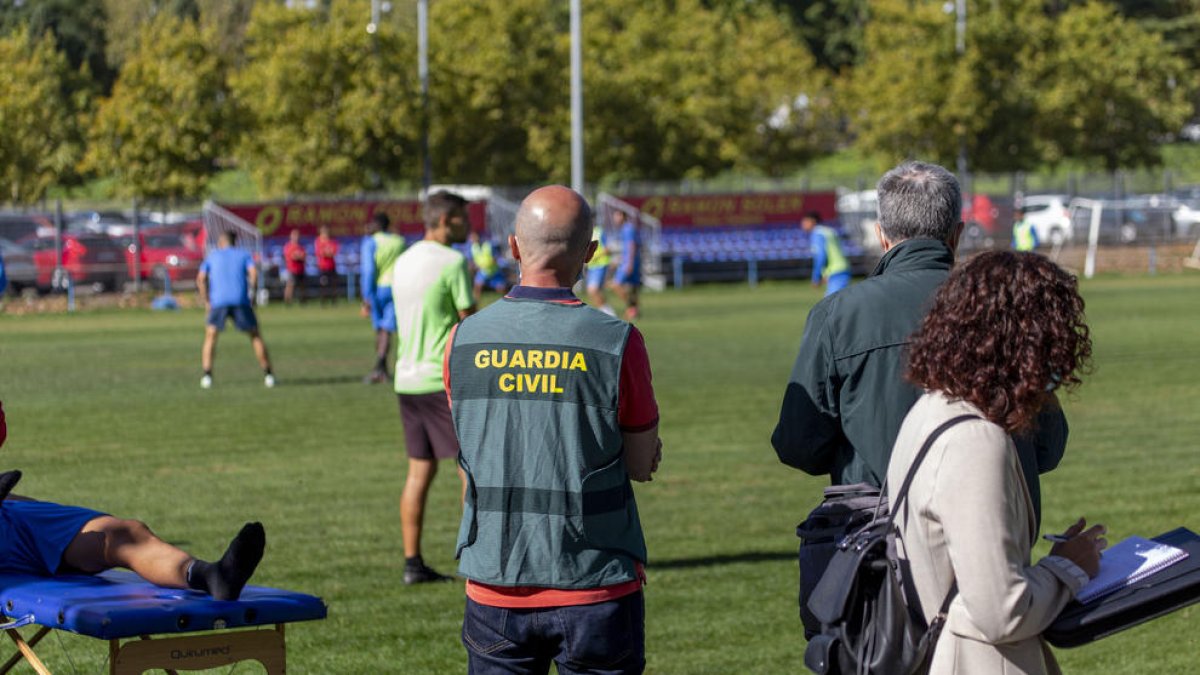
left=0, top=27, right=85, bottom=204
left=847, top=0, right=1195, bottom=172
left=84, top=14, right=230, bottom=201
left=231, top=0, right=420, bottom=196
left=429, top=0, right=835, bottom=183
left=0, top=0, right=114, bottom=92
left=1032, top=1, right=1194, bottom=170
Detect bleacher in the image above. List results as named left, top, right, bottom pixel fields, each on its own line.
left=656, top=223, right=869, bottom=287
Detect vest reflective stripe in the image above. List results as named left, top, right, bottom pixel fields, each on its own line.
left=1014, top=220, right=1037, bottom=251
left=588, top=226, right=611, bottom=268
left=814, top=225, right=850, bottom=277
left=449, top=299, right=645, bottom=589
left=373, top=232, right=405, bottom=284
left=471, top=241, right=498, bottom=274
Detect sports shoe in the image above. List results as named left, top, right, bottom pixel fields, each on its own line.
left=264, top=374, right=276, bottom=388
left=404, top=562, right=453, bottom=585
left=200, top=374, right=213, bottom=389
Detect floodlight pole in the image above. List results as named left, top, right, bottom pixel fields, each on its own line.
left=570, top=0, right=584, bottom=193
left=418, top=0, right=432, bottom=191
left=955, top=0, right=968, bottom=187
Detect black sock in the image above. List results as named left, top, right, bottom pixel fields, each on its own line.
left=187, top=522, right=266, bottom=601
left=405, top=555, right=423, bottom=570
left=203, top=370, right=212, bottom=377
left=375, top=355, right=388, bottom=372
left=263, top=367, right=273, bottom=376
left=0, top=470, right=21, bottom=502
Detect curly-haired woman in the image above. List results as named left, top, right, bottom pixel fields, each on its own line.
left=887, top=251, right=1106, bottom=674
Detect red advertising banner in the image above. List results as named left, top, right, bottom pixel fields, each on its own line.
left=616, top=191, right=837, bottom=228
left=220, top=200, right=487, bottom=238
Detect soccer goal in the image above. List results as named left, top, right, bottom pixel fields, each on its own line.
left=596, top=193, right=664, bottom=291
left=202, top=200, right=266, bottom=304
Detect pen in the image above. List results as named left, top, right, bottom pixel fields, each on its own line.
left=1043, top=534, right=1070, bottom=543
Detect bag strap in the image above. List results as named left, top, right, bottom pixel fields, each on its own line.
left=879, top=414, right=980, bottom=528
left=886, top=413, right=979, bottom=634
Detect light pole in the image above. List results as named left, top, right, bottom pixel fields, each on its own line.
left=418, top=0, right=431, bottom=191
left=570, top=0, right=583, bottom=193
left=954, top=0, right=968, bottom=186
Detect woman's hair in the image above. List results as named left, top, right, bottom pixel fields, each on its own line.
left=906, top=251, right=1092, bottom=433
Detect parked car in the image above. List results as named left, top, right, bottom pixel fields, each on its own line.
left=1173, top=202, right=1200, bottom=237
left=1021, top=195, right=1073, bottom=246
left=0, top=213, right=55, bottom=243
left=117, top=229, right=205, bottom=285
left=0, top=239, right=38, bottom=294
left=21, top=232, right=127, bottom=292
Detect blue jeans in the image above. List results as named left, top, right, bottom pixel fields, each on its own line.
left=463, top=592, right=645, bottom=674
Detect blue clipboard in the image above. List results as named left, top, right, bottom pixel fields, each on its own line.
left=1046, top=527, right=1200, bottom=648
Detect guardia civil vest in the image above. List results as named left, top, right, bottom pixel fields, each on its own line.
left=373, top=231, right=405, bottom=285
left=814, top=225, right=850, bottom=278
left=1013, top=220, right=1037, bottom=251
left=588, top=226, right=611, bottom=269
left=470, top=240, right=499, bottom=275
left=449, top=297, right=646, bottom=589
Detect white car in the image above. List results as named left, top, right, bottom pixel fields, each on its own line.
left=1020, top=195, right=1073, bottom=246
left=1173, top=203, right=1200, bottom=237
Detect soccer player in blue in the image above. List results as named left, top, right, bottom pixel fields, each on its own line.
left=360, top=213, right=406, bottom=384
left=612, top=209, right=643, bottom=320
left=802, top=211, right=852, bottom=296
left=197, top=232, right=274, bottom=389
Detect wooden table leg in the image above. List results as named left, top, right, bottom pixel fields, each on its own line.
left=4, top=628, right=51, bottom=675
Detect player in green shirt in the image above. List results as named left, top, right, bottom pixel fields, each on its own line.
left=389, top=191, right=476, bottom=584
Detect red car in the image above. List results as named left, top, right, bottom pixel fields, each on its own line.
left=21, top=232, right=127, bottom=292
left=118, top=228, right=205, bottom=284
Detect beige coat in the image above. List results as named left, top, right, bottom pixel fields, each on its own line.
left=887, top=392, right=1089, bottom=675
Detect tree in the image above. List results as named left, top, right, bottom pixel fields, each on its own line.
left=83, top=14, right=231, bottom=201
left=0, top=0, right=115, bottom=93
left=231, top=0, right=420, bottom=196
left=0, top=27, right=85, bottom=204
left=428, top=0, right=836, bottom=184
left=1033, top=1, right=1194, bottom=170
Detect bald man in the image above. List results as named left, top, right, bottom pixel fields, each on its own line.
left=445, top=186, right=662, bottom=674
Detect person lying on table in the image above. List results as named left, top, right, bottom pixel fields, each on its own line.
left=0, top=400, right=264, bottom=601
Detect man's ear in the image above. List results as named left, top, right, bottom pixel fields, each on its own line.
left=509, top=235, right=521, bottom=261
left=874, top=222, right=893, bottom=252
left=584, top=239, right=598, bottom=264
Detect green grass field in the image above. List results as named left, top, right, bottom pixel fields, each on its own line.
left=1, top=274, right=1198, bottom=673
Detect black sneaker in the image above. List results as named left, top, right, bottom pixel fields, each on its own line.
left=404, top=563, right=453, bottom=585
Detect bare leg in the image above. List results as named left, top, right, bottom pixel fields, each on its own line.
left=61, top=516, right=192, bottom=587
left=473, top=281, right=484, bottom=305
left=249, top=330, right=272, bottom=371
left=284, top=280, right=295, bottom=304
left=202, top=326, right=219, bottom=372
left=401, top=458, right=438, bottom=558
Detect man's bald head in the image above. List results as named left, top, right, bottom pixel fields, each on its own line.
left=513, top=186, right=594, bottom=274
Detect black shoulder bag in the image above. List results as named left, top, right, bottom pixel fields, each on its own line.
left=803, top=414, right=978, bottom=675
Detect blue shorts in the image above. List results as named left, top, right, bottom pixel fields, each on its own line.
left=474, top=270, right=506, bottom=291
left=614, top=267, right=641, bottom=288
left=585, top=265, right=609, bottom=290
left=368, top=287, right=396, bottom=332
left=0, top=500, right=106, bottom=575
left=825, top=271, right=851, bottom=296
left=207, top=304, right=258, bottom=332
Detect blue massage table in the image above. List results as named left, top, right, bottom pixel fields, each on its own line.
left=0, top=570, right=327, bottom=674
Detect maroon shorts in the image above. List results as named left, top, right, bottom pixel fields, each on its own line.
left=397, top=392, right=460, bottom=461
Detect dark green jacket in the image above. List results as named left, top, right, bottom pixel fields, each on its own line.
left=771, top=238, right=1067, bottom=525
